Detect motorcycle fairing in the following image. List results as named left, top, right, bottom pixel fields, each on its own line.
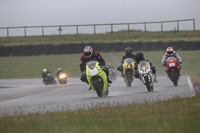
left=86, top=61, right=108, bottom=94
left=122, top=58, right=135, bottom=83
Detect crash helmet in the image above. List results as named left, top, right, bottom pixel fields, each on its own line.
left=135, top=51, right=144, bottom=61
left=57, top=68, right=62, bottom=71
left=43, top=69, right=47, bottom=73
left=125, top=47, right=132, bottom=56
left=166, top=47, right=174, bottom=56
left=84, top=46, right=93, bottom=58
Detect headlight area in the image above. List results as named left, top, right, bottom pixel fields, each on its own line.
left=89, top=67, right=99, bottom=76
left=59, top=74, right=67, bottom=79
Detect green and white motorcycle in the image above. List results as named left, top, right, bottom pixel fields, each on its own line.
left=86, top=61, right=109, bottom=97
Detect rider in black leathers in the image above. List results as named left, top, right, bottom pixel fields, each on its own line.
left=117, top=47, right=135, bottom=73
left=134, top=51, right=158, bottom=83
left=42, top=69, right=52, bottom=79
left=80, top=46, right=112, bottom=85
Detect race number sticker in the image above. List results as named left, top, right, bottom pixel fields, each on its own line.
left=169, top=63, right=175, bottom=67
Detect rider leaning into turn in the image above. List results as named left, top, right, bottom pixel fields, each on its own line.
left=117, top=47, right=135, bottom=72
left=42, top=69, right=51, bottom=79
left=80, top=46, right=112, bottom=86
left=134, top=51, right=158, bottom=83
left=56, top=68, right=64, bottom=77
left=161, top=46, right=182, bottom=74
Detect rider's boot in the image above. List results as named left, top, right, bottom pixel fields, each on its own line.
left=88, top=86, right=92, bottom=91
left=107, top=78, right=112, bottom=86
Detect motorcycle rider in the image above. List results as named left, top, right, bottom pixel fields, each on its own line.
left=161, top=47, right=182, bottom=74
left=117, top=47, right=135, bottom=73
left=42, top=69, right=52, bottom=80
left=80, top=46, right=112, bottom=87
left=135, top=51, right=158, bottom=83
left=56, top=68, right=64, bottom=77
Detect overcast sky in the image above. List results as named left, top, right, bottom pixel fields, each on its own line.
left=0, top=0, right=199, bottom=29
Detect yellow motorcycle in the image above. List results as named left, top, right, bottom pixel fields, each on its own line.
left=122, top=58, right=135, bottom=87
left=86, top=61, right=109, bottom=97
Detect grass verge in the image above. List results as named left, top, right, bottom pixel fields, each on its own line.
left=1, top=31, right=200, bottom=46
left=191, top=72, right=200, bottom=92
left=0, top=51, right=200, bottom=79
left=0, top=94, right=200, bottom=133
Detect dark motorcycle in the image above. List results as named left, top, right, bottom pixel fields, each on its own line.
left=166, top=57, right=180, bottom=86
left=43, top=73, right=57, bottom=85
left=58, top=72, right=67, bottom=84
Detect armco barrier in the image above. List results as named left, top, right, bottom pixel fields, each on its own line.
left=0, top=41, right=200, bottom=57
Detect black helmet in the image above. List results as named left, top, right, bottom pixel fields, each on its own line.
left=125, top=47, right=132, bottom=56
left=135, top=51, right=144, bottom=61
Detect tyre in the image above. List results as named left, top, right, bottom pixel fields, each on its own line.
left=43, top=80, right=48, bottom=85
left=126, top=73, right=132, bottom=87
left=144, top=76, right=151, bottom=92
left=170, top=70, right=179, bottom=86
left=92, top=77, right=103, bottom=97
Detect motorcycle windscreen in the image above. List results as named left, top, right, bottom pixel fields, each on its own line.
left=166, top=57, right=176, bottom=61
left=138, top=60, right=148, bottom=68
left=124, top=58, right=133, bottom=63
left=87, top=61, right=97, bottom=69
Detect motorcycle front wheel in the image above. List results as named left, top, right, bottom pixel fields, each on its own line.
left=92, top=77, right=103, bottom=97
left=170, top=71, right=179, bottom=86
left=126, top=73, right=132, bottom=87
left=144, top=76, right=153, bottom=92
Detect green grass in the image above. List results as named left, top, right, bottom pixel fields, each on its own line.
left=0, top=51, right=200, bottom=79
left=0, top=94, right=200, bottom=133
left=1, top=31, right=200, bottom=46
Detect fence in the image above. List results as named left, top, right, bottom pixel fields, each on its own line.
left=0, top=18, right=196, bottom=37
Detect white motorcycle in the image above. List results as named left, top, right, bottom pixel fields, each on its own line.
left=138, top=60, right=155, bottom=92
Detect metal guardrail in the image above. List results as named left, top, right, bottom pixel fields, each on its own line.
left=0, top=18, right=195, bottom=37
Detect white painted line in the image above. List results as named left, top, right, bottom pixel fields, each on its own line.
left=187, top=76, right=197, bottom=96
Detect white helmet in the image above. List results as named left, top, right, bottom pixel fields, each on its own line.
left=166, top=47, right=174, bottom=56
left=43, top=69, right=47, bottom=73
left=57, top=68, right=62, bottom=71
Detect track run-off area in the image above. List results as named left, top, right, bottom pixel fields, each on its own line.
left=0, top=76, right=196, bottom=116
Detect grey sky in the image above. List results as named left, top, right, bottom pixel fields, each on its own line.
left=0, top=0, right=199, bottom=29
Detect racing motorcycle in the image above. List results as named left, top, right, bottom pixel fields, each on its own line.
left=122, top=58, right=135, bottom=87
left=138, top=60, right=155, bottom=92
left=58, top=72, right=67, bottom=84
left=43, top=73, right=57, bottom=85
left=86, top=61, right=109, bottom=97
left=165, top=57, right=180, bottom=86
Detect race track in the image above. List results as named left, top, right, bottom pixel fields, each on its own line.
left=0, top=76, right=195, bottom=116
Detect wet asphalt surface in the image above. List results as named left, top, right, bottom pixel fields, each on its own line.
left=0, top=76, right=194, bottom=116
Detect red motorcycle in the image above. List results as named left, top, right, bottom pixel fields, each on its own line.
left=166, top=57, right=180, bottom=86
